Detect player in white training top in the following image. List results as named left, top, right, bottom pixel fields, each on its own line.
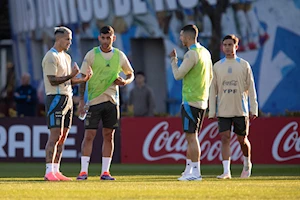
left=209, top=34, right=258, bottom=179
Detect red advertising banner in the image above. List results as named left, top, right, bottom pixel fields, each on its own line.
left=0, top=117, right=121, bottom=163
left=121, top=117, right=300, bottom=164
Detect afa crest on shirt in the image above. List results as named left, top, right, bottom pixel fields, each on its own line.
left=228, top=67, right=232, bottom=73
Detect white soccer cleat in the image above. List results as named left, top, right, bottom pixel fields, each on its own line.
left=178, top=174, right=202, bottom=181
left=217, top=173, right=232, bottom=179
left=178, top=173, right=189, bottom=181
left=240, top=163, right=252, bottom=178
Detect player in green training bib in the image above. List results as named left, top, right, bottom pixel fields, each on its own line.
left=77, top=26, right=134, bottom=181
left=170, top=24, right=213, bottom=181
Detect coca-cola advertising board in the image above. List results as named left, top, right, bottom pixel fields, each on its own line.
left=121, top=117, right=300, bottom=164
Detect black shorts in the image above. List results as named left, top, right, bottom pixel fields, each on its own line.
left=45, top=95, right=73, bottom=129
left=217, top=117, right=249, bottom=136
left=181, top=104, right=205, bottom=134
left=84, top=101, right=119, bottom=129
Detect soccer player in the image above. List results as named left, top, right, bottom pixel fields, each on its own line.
left=76, top=25, right=134, bottom=181
left=170, top=24, right=213, bottom=181
left=42, top=26, right=92, bottom=181
left=208, top=34, right=258, bottom=179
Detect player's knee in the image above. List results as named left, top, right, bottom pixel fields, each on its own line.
left=237, top=135, right=247, bottom=144
left=103, top=134, right=113, bottom=142
left=220, top=134, right=230, bottom=144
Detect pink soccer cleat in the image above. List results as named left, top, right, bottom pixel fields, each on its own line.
left=55, top=172, right=72, bottom=181
left=217, top=173, right=232, bottom=179
left=241, top=163, right=252, bottom=178
left=44, top=172, right=60, bottom=181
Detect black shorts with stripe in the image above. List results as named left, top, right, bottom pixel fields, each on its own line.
left=45, top=94, right=73, bottom=129
left=84, top=101, right=119, bottom=129
left=217, top=117, right=249, bottom=136
left=180, top=103, right=206, bottom=134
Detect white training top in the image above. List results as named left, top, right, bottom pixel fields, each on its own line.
left=208, top=56, right=258, bottom=118
left=42, top=48, right=73, bottom=96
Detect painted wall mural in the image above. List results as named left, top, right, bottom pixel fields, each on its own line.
left=8, top=0, right=300, bottom=115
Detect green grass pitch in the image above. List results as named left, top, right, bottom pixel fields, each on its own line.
left=0, top=163, right=299, bottom=199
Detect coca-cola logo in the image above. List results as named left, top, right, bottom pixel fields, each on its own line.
left=272, top=121, right=300, bottom=161
left=142, top=121, right=243, bottom=162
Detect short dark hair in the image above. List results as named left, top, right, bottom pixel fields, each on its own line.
left=223, top=34, right=239, bottom=45
left=181, top=24, right=198, bottom=39
left=54, top=26, right=72, bottom=36
left=100, top=25, right=114, bottom=35
left=136, top=71, right=145, bottom=77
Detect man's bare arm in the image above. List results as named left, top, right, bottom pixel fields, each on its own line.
left=47, top=75, right=73, bottom=86
left=79, top=74, right=87, bottom=100
left=47, top=63, right=80, bottom=86
left=114, top=73, right=134, bottom=86
left=71, top=67, right=92, bottom=85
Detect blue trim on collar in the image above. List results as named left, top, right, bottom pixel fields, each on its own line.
left=221, top=57, right=241, bottom=63
left=189, top=43, right=201, bottom=49
left=220, top=57, right=226, bottom=63
left=50, top=48, right=59, bottom=54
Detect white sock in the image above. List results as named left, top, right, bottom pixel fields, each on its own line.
left=101, top=157, right=112, bottom=174
left=81, top=156, right=90, bottom=173
left=184, top=159, right=192, bottom=174
left=53, top=163, right=59, bottom=173
left=222, top=160, right=231, bottom=174
left=46, top=163, right=53, bottom=174
left=191, top=161, right=201, bottom=177
left=243, top=156, right=251, bottom=166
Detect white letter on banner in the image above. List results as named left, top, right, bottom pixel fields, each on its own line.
left=27, top=0, right=36, bottom=31
left=37, top=0, right=45, bottom=28
left=19, top=0, right=28, bottom=32
left=93, top=0, right=109, bottom=20
left=114, top=0, right=130, bottom=17
left=11, top=0, right=21, bottom=33
left=68, top=0, right=78, bottom=23
left=53, top=0, right=69, bottom=25
left=153, top=0, right=163, bottom=12
left=132, top=0, right=147, bottom=15
left=178, top=0, right=198, bottom=9
left=153, top=0, right=177, bottom=12
left=77, top=0, right=93, bottom=22
left=33, top=126, right=50, bottom=158
left=8, top=125, right=31, bottom=158
left=165, top=0, right=177, bottom=10
left=0, top=126, right=7, bottom=157
left=42, top=0, right=55, bottom=27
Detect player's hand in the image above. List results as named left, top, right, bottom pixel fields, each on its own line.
left=169, top=48, right=177, bottom=58
left=83, top=67, right=93, bottom=81
left=250, top=112, right=257, bottom=120
left=114, top=76, right=127, bottom=86
left=71, top=62, right=80, bottom=77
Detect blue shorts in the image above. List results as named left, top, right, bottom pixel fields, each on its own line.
left=180, top=104, right=206, bottom=134
left=45, top=94, right=73, bottom=129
